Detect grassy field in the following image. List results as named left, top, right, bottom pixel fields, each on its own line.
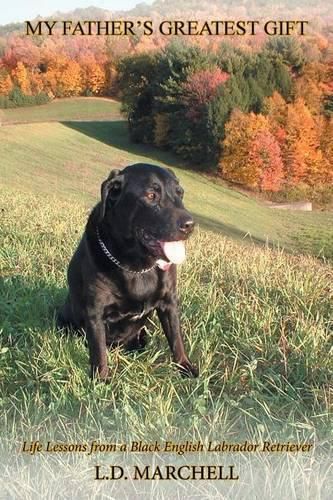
left=0, top=99, right=332, bottom=497
left=0, top=97, right=121, bottom=124
left=1, top=100, right=332, bottom=260
left=1, top=189, right=332, bottom=497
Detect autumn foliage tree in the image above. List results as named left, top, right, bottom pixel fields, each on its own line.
left=0, top=68, right=13, bottom=95
left=263, top=92, right=287, bottom=128
left=263, top=94, right=333, bottom=187
left=81, top=58, right=106, bottom=95
left=42, top=54, right=83, bottom=97
left=294, top=62, right=327, bottom=115
left=220, top=109, right=284, bottom=191
left=248, top=130, right=284, bottom=192
left=181, top=67, right=229, bottom=120
left=318, top=116, right=333, bottom=183
left=57, top=60, right=82, bottom=97
left=29, top=71, right=44, bottom=95
left=284, top=98, right=324, bottom=186
left=263, top=91, right=288, bottom=146
left=323, top=58, right=333, bottom=116
left=2, top=36, right=40, bottom=70
left=12, top=61, right=30, bottom=94
left=0, top=34, right=114, bottom=100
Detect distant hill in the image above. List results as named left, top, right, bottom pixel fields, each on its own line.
left=119, top=0, right=332, bottom=20
left=51, top=6, right=110, bottom=20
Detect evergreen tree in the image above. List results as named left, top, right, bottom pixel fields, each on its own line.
left=117, top=53, right=158, bottom=142
left=265, top=36, right=305, bottom=72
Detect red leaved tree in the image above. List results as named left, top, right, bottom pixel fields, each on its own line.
left=182, top=67, right=229, bottom=121
left=1, top=36, right=40, bottom=70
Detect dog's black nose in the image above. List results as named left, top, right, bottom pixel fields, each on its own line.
left=178, top=216, right=195, bottom=234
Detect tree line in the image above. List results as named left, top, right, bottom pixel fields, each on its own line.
left=118, top=39, right=333, bottom=191
left=0, top=32, right=332, bottom=194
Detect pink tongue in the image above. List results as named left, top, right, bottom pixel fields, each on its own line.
left=161, top=241, right=186, bottom=264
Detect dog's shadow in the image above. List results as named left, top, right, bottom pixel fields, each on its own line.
left=0, top=275, right=66, bottom=344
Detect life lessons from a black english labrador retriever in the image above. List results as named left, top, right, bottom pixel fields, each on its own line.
left=57, top=163, right=198, bottom=381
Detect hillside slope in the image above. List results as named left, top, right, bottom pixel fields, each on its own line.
left=1, top=99, right=332, bottom=260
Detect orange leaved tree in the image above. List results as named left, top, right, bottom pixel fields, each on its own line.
left=247, top=130, right=284, bottom=192
left=57, top=60, right=82, bottom=97
left=285, top=98, right=324, bottom=186
left=0, top=69, right=13, bottom=96
left=220, top=109, right=284, bottom=191
left=319, top=116, right=333, bottom=184
left=12, top=61, right=31, bottom=95
left=81, top=57, right=106, bottom=95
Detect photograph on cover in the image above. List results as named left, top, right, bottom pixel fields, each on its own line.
left=0, top=0, right=332, bottom=498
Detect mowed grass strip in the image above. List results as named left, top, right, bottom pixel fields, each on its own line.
left=0, top=97, right=121, bottom=124
left=0, top=189, right=332, bottom=444
left=1, top=114, right=333, bottom=260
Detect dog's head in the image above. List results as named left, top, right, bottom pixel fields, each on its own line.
left=100, top=163, right=194, bottom=266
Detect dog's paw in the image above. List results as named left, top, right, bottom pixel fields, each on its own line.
left=177, top=359, right=199, bottom=378
left=91, top=365, right=110, bottom=383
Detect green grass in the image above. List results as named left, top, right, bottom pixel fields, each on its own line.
left=0, top=190, right=332, bottom=497
left=1, top=114, right=332, bottom=261
left=0, top=99, right=332, bottom=497
left=2, top=191, right=330, bottom=432
left=0, top=97, right=121, bottom=124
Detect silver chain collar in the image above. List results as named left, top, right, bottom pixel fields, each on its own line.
left=96, top=228, right=157, bottom=275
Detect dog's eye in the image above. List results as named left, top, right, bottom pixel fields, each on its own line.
left=146, top=192, right=156, bottom=201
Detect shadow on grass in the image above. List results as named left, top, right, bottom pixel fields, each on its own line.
left=62, top=122, right=267, bottom=241
left=62, top=121, right=258, bottom=206
left=0, top=275, right=67, bottom=342
left=62, top=120, right=189, bottom=169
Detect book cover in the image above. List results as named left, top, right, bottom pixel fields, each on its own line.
left=0, top=1, right=332, bottom=498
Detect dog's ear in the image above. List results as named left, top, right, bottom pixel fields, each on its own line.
left=166, top=168, right=179, bottom=182
left=100, top=169, right=124, bottom=219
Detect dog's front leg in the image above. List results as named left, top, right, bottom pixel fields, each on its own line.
left=157, top=303, right=198, bottom=378
left=85, top=311, right=109, bottom=381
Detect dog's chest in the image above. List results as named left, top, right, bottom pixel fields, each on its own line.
left=103, top=300, right=155, bottom=323
left=126, top=272, right=160, bottom=301
left=103, top=272, right=165, bottom=324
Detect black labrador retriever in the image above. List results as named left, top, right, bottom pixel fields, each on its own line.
left=57, top=163, right=198, bottom=380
